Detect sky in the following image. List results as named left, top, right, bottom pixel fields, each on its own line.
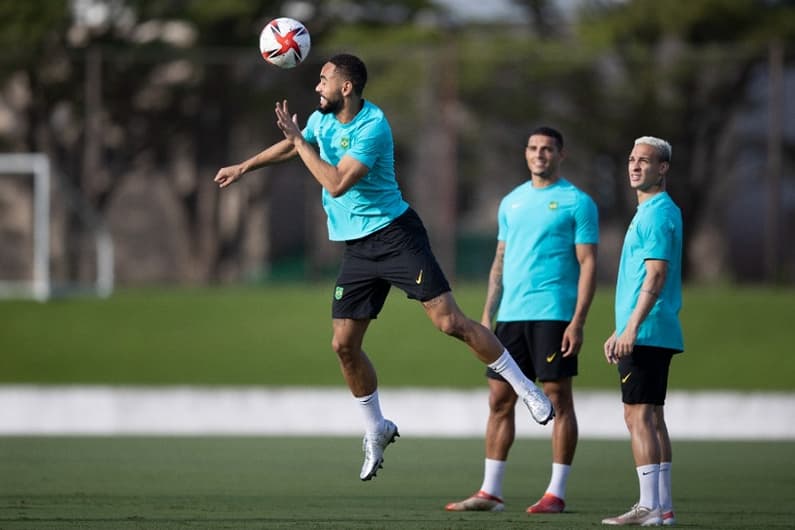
left=432, top=0, right=528, bottom=22
left=431, top=0, right=594, bottom=23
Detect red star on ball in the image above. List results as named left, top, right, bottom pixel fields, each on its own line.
left=265, top=20, right=306, bottom=61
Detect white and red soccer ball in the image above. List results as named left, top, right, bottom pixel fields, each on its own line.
left=259, top=17, right=311, bottom=69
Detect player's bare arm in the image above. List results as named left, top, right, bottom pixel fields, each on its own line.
left=275, top=99, right=368, bottom=197
left=214, top=139, right=297, bottom=188
left=562, top=243, right=598, bottom=357
left=481, top=241, right=505, bottom=328
left=613, top=258, right=668, bottom=357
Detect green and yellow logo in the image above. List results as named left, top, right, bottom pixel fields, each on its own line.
left=334, top=286, right=344, bottom=300
left=548, top=201, right=558, bottom=210
left=340, top=137, right=350, bottom=149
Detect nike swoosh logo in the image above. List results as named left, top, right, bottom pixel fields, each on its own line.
left=415, top=269, right=423, bottom=285
left=546, top=352, right=558, bottom=363
left=642, top=470, right=655, bottom=476
left=621, top=372, right=631, bottom=384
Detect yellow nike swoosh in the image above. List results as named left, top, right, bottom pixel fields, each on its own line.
left=415, top=269, right=423, bottom=284
left=621, top=372, right=632, bottom=384
left=546, top=352, right=558, bottom=363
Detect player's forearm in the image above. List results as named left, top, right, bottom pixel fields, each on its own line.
left=625, top=268, right=666, bottom=333
left=240, top=139, right=296, bottom=173
left=292, top=138, right=350, bottom=196
left=481, top=256, right=504, bottom=325
left=571, top=255, right=597, bottom=326
left=481, top=282, right=502, bottom=326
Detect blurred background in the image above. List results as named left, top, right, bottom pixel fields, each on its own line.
left=1, top=0, right=794, bottom=299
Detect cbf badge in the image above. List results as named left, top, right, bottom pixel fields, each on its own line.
left=334, top=286, right=344, bottom=300
left=340, top=136, right=350, bottom=149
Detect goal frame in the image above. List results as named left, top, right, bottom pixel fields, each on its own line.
left=0, top=153, right=114, bottom=301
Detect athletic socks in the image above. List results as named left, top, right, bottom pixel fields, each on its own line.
left=545, top=462, right=571, bottom=500
left=659, top=461, right=673, bottom=513
left=488, top=350, right=537, bottom=397
left=356, top=390, right=385, bottom=434
left=480, top=458, right=506, bottom=499
left=637, top=463, right=660, bottom=509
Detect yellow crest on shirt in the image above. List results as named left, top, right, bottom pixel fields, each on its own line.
left=340, top=137, right=350, bottom=149
left=548, top=201, right=558, bottom=210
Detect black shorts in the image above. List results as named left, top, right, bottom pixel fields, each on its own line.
left=331, top=208, right=451, bottom=320
left=617, top=345, right=676, bottom=405
left=486, top=321, right=577, bottom=383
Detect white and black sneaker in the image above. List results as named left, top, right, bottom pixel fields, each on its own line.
left=522, top=385, right=554, bottom=425
left=359, top=419, right=399, bottom=481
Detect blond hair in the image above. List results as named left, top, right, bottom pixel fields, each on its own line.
left=635, top=136, right=672, bottom=162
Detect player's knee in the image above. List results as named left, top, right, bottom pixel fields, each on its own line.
left=546, top=388, right=573, bottom=414
left=489, top=395, right=517, bottom=418
left=434, top=312, right=467, bottom=340
left=331, top=337, right=354, bottom=358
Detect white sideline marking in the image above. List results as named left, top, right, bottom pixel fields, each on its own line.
left=0, top=386, right=793, bottom=439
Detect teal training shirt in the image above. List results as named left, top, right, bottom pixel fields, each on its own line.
left=302, top=100, right=409, bottom=241
left=497, top=178, right=599, bottom=321
left=615, top=191, right=684, bottom=351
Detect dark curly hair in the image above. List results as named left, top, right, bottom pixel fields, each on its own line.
left=328, top=54, right=368, bottom=96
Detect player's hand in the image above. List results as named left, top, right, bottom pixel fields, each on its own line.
left=613, top=327, right=637, bottom=358
left=603, top=332, right=618, bottom=364
left=561, top=322, right=583, bottom=357
left=275, top=99, right=302, bottom=143
left=214, top=164, right=244, bottom=188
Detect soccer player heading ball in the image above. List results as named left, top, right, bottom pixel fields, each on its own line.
left=214, top=54, right=554, bottom=481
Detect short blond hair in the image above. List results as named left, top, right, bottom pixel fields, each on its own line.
left=635, top=136, right=672, bottom=162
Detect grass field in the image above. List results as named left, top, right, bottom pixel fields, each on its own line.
left=1, top=436, right=793, bottom=529
left=1, top=284, right=793, bottom=390
left=2, top=285, right=794, bottom=528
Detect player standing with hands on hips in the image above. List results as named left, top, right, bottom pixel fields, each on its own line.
left=602, top=136, right=683, bottom=527
left=446, top=126, right=598, bottom=514
left=213, top=54, right=554, bottom=481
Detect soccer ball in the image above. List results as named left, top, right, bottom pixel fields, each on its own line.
left=259, top=17, right=311, bottom=69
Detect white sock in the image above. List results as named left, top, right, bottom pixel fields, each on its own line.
left=659, top=461, right=673, bottom=513
left=479, top=458, right=506, bottom=499
left=488, top=350, right=535, bottom=396
left=356, top=390, right=384, bottom=434
left=637, top=463, right=660, bottom=510
left=546, top=462, right=571, bottom=500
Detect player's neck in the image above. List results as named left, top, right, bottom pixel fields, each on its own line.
left=531, top=174, right=560, bottom=188
left=336, top=98, right=365, bottom=124
left=637, top=186, right=664, bottom=204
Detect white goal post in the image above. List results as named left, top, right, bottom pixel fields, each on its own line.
left=0, top=153, right=113, bottom=301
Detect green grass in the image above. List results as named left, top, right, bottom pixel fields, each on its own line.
left=1, top=284, right=793, bottom=390
left=1, top=436, right=793, bottom=529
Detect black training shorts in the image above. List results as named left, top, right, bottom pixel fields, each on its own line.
left=331, top=208, right=451, bottom=320
left=486, top=320, right=577, bottom=383
left=617, top=345, right=677, bottom=405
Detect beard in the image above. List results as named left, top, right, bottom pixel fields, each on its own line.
left=317, top=95, right=343, bottom=115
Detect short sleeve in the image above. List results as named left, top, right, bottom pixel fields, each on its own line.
left=574, top=193, right=599, bottom=244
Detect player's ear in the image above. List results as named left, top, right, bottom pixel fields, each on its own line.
left=342, top=80, right=353, bottom=96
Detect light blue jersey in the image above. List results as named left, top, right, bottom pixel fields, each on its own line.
left=497, top=178, right=599, bottom=321
left=302, top=100, right=409, bottom=241
left=615, top=192, right=684, bottom=351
